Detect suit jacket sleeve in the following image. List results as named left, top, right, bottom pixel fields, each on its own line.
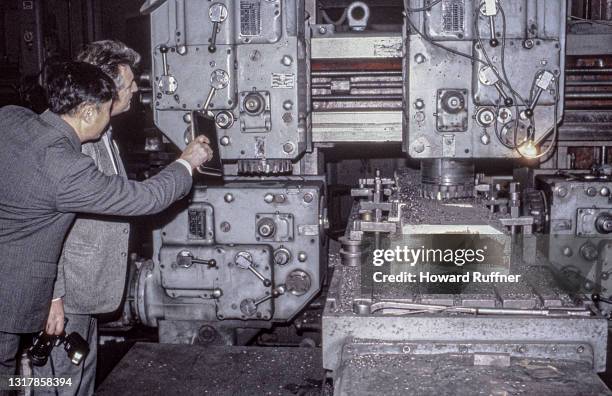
left=53, top=259, right=66, bottom=300
left=55, top=152, right=192, bottom=216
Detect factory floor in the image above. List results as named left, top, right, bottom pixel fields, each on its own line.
left=95, top=327, right=612, bottom=395
left=96, top=343, right=326, bottom=395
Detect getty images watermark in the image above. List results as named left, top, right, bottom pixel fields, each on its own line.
left=365, top=234, right=519, bottom=284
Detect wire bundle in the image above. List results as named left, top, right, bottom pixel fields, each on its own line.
left=403, top=0, right=560, bottom=160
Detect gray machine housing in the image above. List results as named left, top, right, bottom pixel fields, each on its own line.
left=132, top=181, right=326, bottom=334
left=147, top=0, right=309, bottom=163
left=404, top=0, right=566, bottom=159
left=135, top=0, right=322, bottom=343
left=537, top=174, right=612, bottom=296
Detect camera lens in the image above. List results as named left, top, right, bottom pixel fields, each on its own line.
left=27, top=332, right=56, bottom=367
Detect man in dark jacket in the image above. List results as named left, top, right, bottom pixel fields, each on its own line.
left=0, top=61, right=212, bottom=387
left=34, top=40, right=148, bottom=396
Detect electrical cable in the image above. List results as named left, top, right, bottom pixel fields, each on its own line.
left=403, top=0, right=560, bottom=159
left=497, top=4, right=528, bottom=106
left=519, top=77, right=561, bottom=160
left=320, top=8, right=348, bottom=26
left=493, top=103, right=516, bottom=149
left=474, top=28, right=520, bottom=148
left=473, top=3, right=527, bottom=107
left=474, top=1, right=534, bottom=150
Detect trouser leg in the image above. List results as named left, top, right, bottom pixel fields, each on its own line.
left=75, top=317, right=96, bottom=396
left=32, top=314, right=96, bottom=396
left=0, top=331, right=21, bottom=396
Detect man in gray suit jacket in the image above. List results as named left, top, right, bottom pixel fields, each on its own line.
left=0, top=61, right=212, bottom=390
left=32, top=41, right=147, bottom=396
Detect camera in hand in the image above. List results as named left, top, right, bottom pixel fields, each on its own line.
left=28, top=330, right=90, bottom=366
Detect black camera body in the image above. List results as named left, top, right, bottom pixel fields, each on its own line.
left=28, top=330, right=90, bottom=367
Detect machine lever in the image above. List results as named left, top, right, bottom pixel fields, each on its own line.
left=202, top=69, right=230, bottom=112
left=479, top=66, right=513, bottom=106
left=240, top=285, right=286, bottom=317
left=524, top=70, right=554, bottom=118
left=157, top=45, right=178, bottom=95
left=235, top=252, right=272, bottom=287
left=176, top=250, right=217, bottom=268
left=208, top=3, right=228, bottom=53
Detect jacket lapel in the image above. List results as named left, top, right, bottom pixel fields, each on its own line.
left=111, top=139, right=127, bottom=177
left=90, top=137, right=117, bottom=176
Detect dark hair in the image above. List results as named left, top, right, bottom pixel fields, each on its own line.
left=45, top=61, right=116, bottom=115
left=76, top=40, right=140, bottom=89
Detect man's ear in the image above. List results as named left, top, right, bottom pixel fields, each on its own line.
left=78, top=103, right=97, bottom=124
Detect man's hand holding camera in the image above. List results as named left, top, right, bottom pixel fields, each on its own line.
left=45, top=299, right=65, bottom=336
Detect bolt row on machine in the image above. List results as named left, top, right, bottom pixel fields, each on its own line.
left=129, top=0, right=612, bottom=393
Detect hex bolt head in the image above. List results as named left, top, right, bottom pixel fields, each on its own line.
left=283, top=142, right=294, bottom=153
left=556, top=187, right=568, bottom=198
left=586, top=187, right=598, bottom=197
left=283, top=100, right=293, bottom=110
left=303, top=193, right=314, bottom=203
left=243, top=93, right=264, bottom=115
left=264, top=193, right=274, bottom=203
left=220, top=221, right=231, bottom=232
left=580, top=243, right=599, bottom=261
left=258, top=223, right=275, bottom=238
left=220, top=136, right=231, bottom=146
left=274, top=248, right=291, bottom=266
left=414, top=99, right=425, bottom=110
left=281, top=55, right=293, bottom=66
left=215, top=111, right=234, bottom=129
left=414, top=111, right=426, bottom=123
left=414, top=53, right=426, bottom=64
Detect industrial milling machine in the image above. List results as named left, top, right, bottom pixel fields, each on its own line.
left=123, top=0, right=612, bottom=393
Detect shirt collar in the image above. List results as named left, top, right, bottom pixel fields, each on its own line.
left=40, top=110, right=81, bottom=151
